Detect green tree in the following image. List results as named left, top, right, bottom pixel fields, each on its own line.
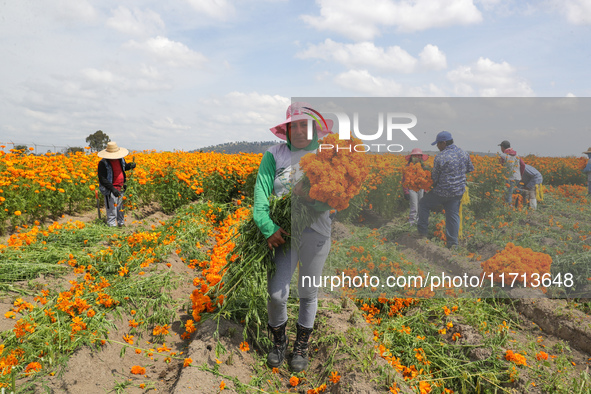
left=66, top=147, right=85, bottom=155
left=13, top=144, right=29, bottom=156
left=86, top=130, right=110, bottom=152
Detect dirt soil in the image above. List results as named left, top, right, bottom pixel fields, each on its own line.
left=4, top=206, right=591, bottom=393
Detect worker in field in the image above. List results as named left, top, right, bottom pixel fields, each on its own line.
left=403, top=148, right=430, bottom=225
left=253, top=102, right=333, bottom=373
left=583, top=147, right=591, bottom=195
left=417, top=131, right=474, bottom=249
left=518, top=164, right=543, bottom=210
left=498, top=140, right=523, bottom=205
left=97, top=141, right=136, bottom=227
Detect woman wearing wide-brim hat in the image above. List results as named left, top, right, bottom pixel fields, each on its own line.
left=97, top=141, right=136, bottom=227
left=253, top=102, right=333, bottom=372
left=583, top=147, right=591, bottom=195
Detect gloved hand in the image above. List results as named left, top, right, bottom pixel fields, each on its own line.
left=112, top=189, right=120, bottom=198
left=129, top=162, right=136, bottom=170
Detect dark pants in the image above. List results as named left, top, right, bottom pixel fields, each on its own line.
left=418, top=192, right=462, bottom=248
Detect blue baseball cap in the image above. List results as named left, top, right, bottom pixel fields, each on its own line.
left=431, top=131, right=452, bottom=146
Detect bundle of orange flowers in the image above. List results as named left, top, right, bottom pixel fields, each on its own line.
left=402, top=162, right=433, bottom=192
left=480, top=242, right=552, bottom=285
left=299, top=133, right=369, bottom=211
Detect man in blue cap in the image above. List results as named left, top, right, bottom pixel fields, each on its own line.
left=417, top=131, right=474, bottom=249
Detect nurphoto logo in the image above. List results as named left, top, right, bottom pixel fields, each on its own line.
left=307, top=111, right=418, bottom=152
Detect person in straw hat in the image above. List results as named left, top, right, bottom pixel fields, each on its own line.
left=97, top=141, right=136, bottom=227
left=253, top=102, right=333, bottom=372
left=402, top=148, right=430, bottom=225
left=583, top=147, right=591, bottom=195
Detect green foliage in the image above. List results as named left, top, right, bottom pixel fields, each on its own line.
left=66, top=147, right=85, bottom=155
left=85, top=130, right=110, bottom=152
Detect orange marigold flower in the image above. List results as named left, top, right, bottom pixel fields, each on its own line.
left=239, top=341, right=249, bottom=352
left=505, top=350, right=527, bottom=366
left=24, top=361, right=42, bottom=374
left=289, top=376, right=300, bottom=387
left=183, top=358, right=193, bottom=367
left=130, top=365, right=146, bottom=375
left=536, top=351, right=548, bottom=361
left=329, top=371, right=341, bottom=384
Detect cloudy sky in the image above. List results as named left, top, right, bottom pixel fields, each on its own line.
left=1, top=0, right=590, bottom=156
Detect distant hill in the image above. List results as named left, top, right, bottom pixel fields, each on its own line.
left=194, top=141, right=278, bottom=154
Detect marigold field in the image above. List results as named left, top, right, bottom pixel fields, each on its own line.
left=1, top=147, right=590, bottom=393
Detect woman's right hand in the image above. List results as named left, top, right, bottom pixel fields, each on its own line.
left=267, top=228, right=289, bottom=250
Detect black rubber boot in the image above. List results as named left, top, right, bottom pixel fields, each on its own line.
left=289, top=323, right=313, bottom=372
left=267, top=321, right=288, bottom=368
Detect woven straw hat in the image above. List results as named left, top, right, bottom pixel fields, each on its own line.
left=97, top=141, right=129, bottom=159
left=583, top=147, right=591, bottom=154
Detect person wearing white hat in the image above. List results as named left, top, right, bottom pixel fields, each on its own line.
left=583, top=147, right=591, bottom=195
left=253, top=102, right=333, bottom=373
left=97, top=141, right=136, bottom=227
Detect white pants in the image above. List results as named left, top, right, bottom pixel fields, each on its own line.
left=104, top=192, right=125, bottom=227
left=526, top=187, right=537, bottom=210
left=408, top=189, right=424, bottom=224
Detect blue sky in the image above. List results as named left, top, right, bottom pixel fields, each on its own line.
left=1, top=0, right=590, bottom=155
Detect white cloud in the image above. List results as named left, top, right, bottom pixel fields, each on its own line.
left=81, top=68, right=116, bottom=85
left=201, top=92, right=289, bottom=125
left=559, top=0, right=591, bottom=24
left=125, top=36, right=208, bottom=68
left=334, top=69, right=404, bottom=96
left=80, top=67, right=172, bottom=93
left=24, top=108, right=69, bottom=125
left=151, top=117, right=192, bottom=131
left=190, top=92, right=291, bottom=144
left=53, top=0, right=98, bottom=23
left=298, top=40, right=447, bottom=73
left=447, top=57, right=534, bottom=96
left=333, top=69, right=446, bottom=96
left=185, top=0, right=236, bottom=20
left=566, top=92, right=576, bottom=97
left=301, top=0, right=482, bottom=40
left=419, top=44, right=447, bottom=70
left=106, top=6, right=165, bottom=37
left=513, top=128, right=551, bottom=138
left=297, top=39, right=416, bottom=73
left=474, top=0, right=504, bottom=11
